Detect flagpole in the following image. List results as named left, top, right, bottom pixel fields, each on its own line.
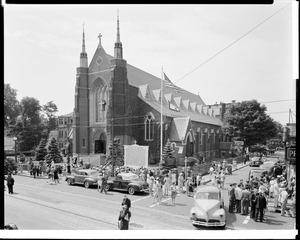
left=160, top=66, right=163, bottom=164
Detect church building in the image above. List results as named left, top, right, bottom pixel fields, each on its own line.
left=72, top=16, right=223, bottom=164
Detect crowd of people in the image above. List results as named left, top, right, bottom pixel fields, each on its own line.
left=227, top=165, right=296, bottom=222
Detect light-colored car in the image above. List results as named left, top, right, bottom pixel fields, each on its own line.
left=190, top=185, right=226, bottom=228
left=65, top=169, right=99, bottom=188
left=260, top=161, right=276, bottom=172
left=248, top=169, right=266, bottom=181
left=249, top=157, right=262, bottom=167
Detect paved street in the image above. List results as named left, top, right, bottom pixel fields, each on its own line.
left=3, top=155, right=297, bottom=238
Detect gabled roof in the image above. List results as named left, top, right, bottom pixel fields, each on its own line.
left=169, top=117, right=191, bottom=142
left=92, top=51, right=222, bottom=127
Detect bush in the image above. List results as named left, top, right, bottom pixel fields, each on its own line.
left=4, top=158, right=18, bottom=175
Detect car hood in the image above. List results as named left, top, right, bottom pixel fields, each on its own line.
left=194, top=199, right=220, bottom=213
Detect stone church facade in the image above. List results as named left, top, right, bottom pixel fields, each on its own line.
left=72, top=16, right=223, bottom=163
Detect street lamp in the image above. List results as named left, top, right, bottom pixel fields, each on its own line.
left=13, top=137, right=17, bottom=163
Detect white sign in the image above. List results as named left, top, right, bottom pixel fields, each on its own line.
left=178, top=146, right=183, bottom=154
left=124, top=144, right=149, bottom=168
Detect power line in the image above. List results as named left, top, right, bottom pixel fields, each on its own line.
left=261, top=99, right=295, bottom=104
left=174, top=3, right=291, bottom=84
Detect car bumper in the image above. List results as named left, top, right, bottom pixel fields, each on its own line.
left=191, top=219, right=226, bottom=227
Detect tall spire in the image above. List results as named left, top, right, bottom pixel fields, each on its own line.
left=116, top=9, right=120, bottom=43
left=114, top=9, right=123, bottom=59
left=80, top=22, right=88, bottom=68
left=82, top=22, right=86, bottom=53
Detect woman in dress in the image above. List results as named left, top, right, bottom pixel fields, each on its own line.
left=268, top=177, right=275, bottom=198
left=170, top=182, right=178, bottom=205
left=211, top=171, right=216, bottom=186
left=156, top=179, right=163, bottom=204
left=178, top=173, right=184, bottom=193
left=164, top=174, right=171, bottom=196
left=149, top=176, right=154, bottom=196
left=152, top=179, right=158, bottom=204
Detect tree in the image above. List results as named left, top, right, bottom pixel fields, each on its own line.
left=42, top=101, right=58, bottom=133
left=223, top=100, right=278, bottom=147
left=4, top=84, right=21, bottom=132
left=106, top=138, right=124, bottom=166
left=35, top=138, right=47, bottom=161
left=11, top=97, right=47, bottom=152
left=160, top=139, right=177, bottom=168
left=45, top=138, right=63, bottom=164
left=4, top=158, right=18, bottom=175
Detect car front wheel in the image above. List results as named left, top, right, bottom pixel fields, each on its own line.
left=128, top=187, right=135, bottom=195
left=84, top=181, right=90, bottom=188
left=67, top=178, right=72, bottom=185
left=105, top=184, right=110, bottom=192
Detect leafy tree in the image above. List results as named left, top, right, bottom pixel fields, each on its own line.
left=35, top=138, right=47, bottom=161
left=4, top=84, right=21, bottom=132
left=10, top=97, right=47, bottom=152
left=223, top=100, right=278, bottom=147
left=106, top=138, right=124, bottom=166
left=42, top=101, right=58, bottom=133
left=4, top=158, right=18, bottom=175
left=45, top=138, right=62, bottom=164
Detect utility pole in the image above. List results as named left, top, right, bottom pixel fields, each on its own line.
left=111, top=118, right=114, bottom=177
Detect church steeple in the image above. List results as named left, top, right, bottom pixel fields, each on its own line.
left=114, top=9, right=123, bottom=59
left=80, top=23, right=88, bottom=68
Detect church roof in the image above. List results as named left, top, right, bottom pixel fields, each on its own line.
left=93, top=52, right=222, bottom=127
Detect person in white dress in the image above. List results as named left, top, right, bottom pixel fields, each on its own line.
left=268, top=177, right=275, bottom=198
left=211, top=171, right=216, bottom=186
left=164, top=174, right=171, bottom=196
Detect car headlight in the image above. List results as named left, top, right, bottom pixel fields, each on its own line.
left=219, top=213, right=224, bottom=218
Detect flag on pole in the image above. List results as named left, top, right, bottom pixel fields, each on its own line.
left=163, top=72, right=185, bottom=93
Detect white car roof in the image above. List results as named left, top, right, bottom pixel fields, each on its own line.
left=195, top=185, right=220, bottom=193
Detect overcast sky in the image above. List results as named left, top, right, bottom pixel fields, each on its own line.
left=4, top=2, right=298, bottom=126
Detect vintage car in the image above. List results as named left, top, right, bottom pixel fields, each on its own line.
left=65, top=169, right=99, bottom=188
left=249, top=157, right=263, bottom=167
left=248, top=169, right=267, bottom=181
left=190, top=185, right=226, bottom=228
left=106, top=172, right=148, bottom=195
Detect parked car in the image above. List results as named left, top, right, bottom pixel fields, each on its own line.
left=65, top=169, right=99, bottom=188
left=249, top=157, right=262, bottom=167
left=248, top=169, right=267, bottom=181
left=106, top=172, right=148, bottom=195
left=190, top=185, right=226, bottom=228
left=260, top=161, right=276, bottom=173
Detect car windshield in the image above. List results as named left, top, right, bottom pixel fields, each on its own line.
left=88, top=171, right=99, bottom=176
left=120, top=174, right=140, bottom=180
left=195, top=192, right=219, bottom=200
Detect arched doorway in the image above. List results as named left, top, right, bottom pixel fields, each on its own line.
left=95, top=133, right=106, bottom=154
left=185, top=133, right=194, bottom=157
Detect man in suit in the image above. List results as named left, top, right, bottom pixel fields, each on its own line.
left=254, top=191, right=267, bottom=222
left=228, top=183, right=236, bottom=213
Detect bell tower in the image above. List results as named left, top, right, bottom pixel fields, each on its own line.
left=73, top=23, right=90, bottom=154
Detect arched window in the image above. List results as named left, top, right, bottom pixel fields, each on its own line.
left=145, top=113, right=154, bottom=141
left=95, top=84, right=107, bottom=123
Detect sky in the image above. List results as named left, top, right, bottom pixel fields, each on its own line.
left=4, top=1, right=298, bottom=126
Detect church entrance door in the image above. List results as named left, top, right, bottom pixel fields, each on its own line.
left=95, top=140, right=106, bottom=154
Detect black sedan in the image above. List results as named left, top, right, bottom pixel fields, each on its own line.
left=65, top=169, right=99, bottom=188
left=106, top=172, right=148, bottom=195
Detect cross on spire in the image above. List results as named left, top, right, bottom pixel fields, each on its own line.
left=98, top=33, right=102, bottom=47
